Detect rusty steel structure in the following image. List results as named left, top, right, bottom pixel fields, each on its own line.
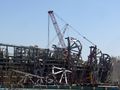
left=0, top=38, right=111, bottom=88
left=0, top=11, right=112, bottom=88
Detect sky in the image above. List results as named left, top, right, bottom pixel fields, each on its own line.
left=0, top=0, right=120, bottom=59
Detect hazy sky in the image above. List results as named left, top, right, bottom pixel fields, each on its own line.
left=0, top=0, right=120, bottom=59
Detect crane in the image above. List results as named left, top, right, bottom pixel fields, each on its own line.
left=48, top=11, right=66, bottom=48
left=57, top=24, right=68, bottom=46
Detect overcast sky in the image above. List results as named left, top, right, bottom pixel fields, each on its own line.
left=0, top=0, right=120, bottom=59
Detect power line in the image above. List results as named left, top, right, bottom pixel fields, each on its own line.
left=48, top=14, right=50, bottom=49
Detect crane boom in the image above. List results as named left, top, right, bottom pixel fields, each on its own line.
left=48, top=11, right=66, bottom=48
left=58, top=24, right=68, bottom=46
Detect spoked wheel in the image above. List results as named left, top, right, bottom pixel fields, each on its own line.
left=98, top=54, right=111, bottom=83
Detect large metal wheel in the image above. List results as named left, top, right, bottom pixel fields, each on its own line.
left=98, top=54, right=111, bottom=83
